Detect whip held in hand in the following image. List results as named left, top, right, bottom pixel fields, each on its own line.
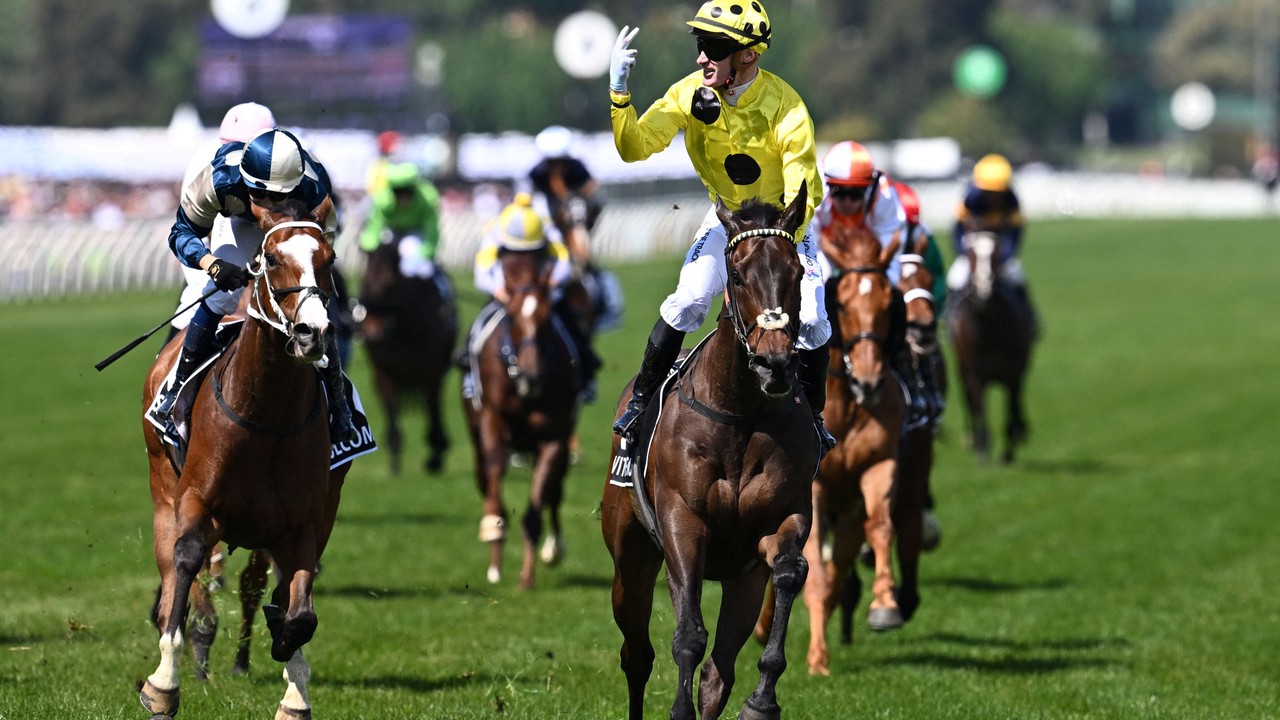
left=94, top=288, right=218, bottom=372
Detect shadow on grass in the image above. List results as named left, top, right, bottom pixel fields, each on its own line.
left=909, top=632, right=1131, bottom=652
left=1016, top=457, right=1111, bottom=475
left=880, top=653, right=1116, bottom=673
left=313, top=584, right=449, bottom=601
left=926, top=575, right=1070, bottom=593
left=331, top=511, right=449, bottom=526
left=557, top=572, right=612, bottom=590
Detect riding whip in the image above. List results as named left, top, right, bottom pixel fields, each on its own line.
left=94, top=288, right=217, bottom=372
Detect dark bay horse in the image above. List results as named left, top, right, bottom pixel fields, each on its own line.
left=462, top=247, right=581, bottom=589
left=602, top=186, right=817, bottom=720
left=946, top=231, right=1034, bottom=464
left=357, top=239, right=457, bottom=474
left=141, top=201, right=352, bottom=720
left=755, top=219, right=909, bottom=676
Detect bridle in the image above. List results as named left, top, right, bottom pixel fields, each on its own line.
left=722, top=228, right=799, bottom=361
left=899, top=252, right=939, bottom=346
left=245, top=220, right=332, bottom=363
left=828, top=263, right=890, bottom=385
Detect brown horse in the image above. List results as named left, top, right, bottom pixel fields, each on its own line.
left=602, top=187, right=817, bottom=720
left=946, top=231, right=1034, bottom=464
left=463, top=247, right=581, bottom=589
left=140, top=201, right=352, bottom=720
left=756, top=219, right=908, bottom=676
left=357, top=239, right=457, bottom=474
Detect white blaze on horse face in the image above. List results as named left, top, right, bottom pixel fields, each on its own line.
left=858, top=277, right=873, bottom=296
left=278, top=235, right=331, bottom=331
left=520, top=295, right=538, bottom=319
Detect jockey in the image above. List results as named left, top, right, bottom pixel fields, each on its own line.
left=462, top=194, right=601, bottom=403
left=150, top=126, right=358, bottom=444
left=365, top=130, right=402, bottom=197
left=892, top=179, right=948, bottom=422
left=811, top=140, right=928, bottom=423
left=607, top=0, right=835, bottom=451
left=527, top=125, right=603, bottom=233
left=358, top=161, right=452, bottom=301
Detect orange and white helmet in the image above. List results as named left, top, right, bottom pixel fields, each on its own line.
left=893, top=180, right=921, bottom=225
left=822, top=141, right=877, bottom=187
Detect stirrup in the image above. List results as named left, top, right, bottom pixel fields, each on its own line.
left=814, top=413, right=837, bottom=453
left=150, top=384, right=181, bottom=423
left=612, top=397, right=647, bottom=437
left=329, top=407, right=359, bottom=445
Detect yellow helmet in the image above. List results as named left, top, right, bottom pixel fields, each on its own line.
left=687, top=0, right=771, bottom=54
left=973, top=154, right=1013, bottom=192
left=495, top=193, right=546, bottom=251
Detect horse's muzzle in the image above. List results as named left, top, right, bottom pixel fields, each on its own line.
left=288, top=323, right=326, bottom=361
left=751, top=351, right=798, bottom=398
left=850, top=375, right=884, bottom=407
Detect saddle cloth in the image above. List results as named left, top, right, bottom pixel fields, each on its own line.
left=144, top=320, right=376, bottom=474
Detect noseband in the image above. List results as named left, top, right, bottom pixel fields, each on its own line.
left=246, top=221, right=332, bottom=362
left=722, top=228, right=799, bottom=360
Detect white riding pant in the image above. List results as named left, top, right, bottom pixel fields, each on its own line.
left=659, top=206, right=830, bottom=351
left=171, top=214, right=263, bottom=328
left=946, top=255, right=1026, bottom=292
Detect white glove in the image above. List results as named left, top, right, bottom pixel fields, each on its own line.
left=609, top=26, right=640, bottom=93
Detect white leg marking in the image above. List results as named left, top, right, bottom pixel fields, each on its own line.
left=280, top=650, right=312, bottom=712
left=147, top=630, right=184, bottom=691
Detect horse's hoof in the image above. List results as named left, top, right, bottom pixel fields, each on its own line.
left=140, top=680, right=180, bottom=717
left=486, top=565, right=501, bottom=584
left=425, top=456, right=443, bottom=474
left=922, top=510, right=942, bottom=551
left=479, top=514, right=506, bottom=542
left=539, top=534, right=564, bottom=565
left=739, top=700, right=782, bottom=720
left=275, top=703, right=312, bottom=720
left=858, top=542, right=874, bottom=569
left=867, top=606, right=904, bottom=631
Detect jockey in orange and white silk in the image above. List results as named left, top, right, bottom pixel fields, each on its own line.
left=809, top=174, right=908, bottom=285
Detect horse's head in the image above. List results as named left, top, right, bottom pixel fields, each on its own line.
left=824, top=219, right=898, bottom=406
left=964, top=231, right=1001, bottom=304
left=246, top=199, right=336, bottom=363
left=899, top=234, right=939, bottom=357
left=714, top=181, right=808, bottom=398
left=500, top=247, right=555, bottom=399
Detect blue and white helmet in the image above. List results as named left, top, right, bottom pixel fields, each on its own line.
left=240, top=127, right=305, bottom=193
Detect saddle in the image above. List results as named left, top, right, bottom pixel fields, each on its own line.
left=144, top=321, right=376, bottom=476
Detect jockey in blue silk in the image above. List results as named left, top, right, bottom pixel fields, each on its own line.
left=948, top=153, right=1038, bottom=335
left=606, top=0, right=835, bottom=451
left=151, top=126, right=358, bottom=444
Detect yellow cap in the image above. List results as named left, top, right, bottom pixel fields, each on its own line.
left=973, top=154, right=1013, bottom=192
left=687, top=0, right=771, bottom=54
left=496, top=197, right=545, bottom=251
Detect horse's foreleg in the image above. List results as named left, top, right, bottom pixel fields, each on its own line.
left=700, top=567, right=768, bottom=718
left=521, top=441, right=569, bottom=588
left=376, top=372, right=402, bottom=475
left=1004, top=377, right=1028, bottom=464
left=830, top=509, right=865, bottom=645
left=264, top=539, right=318, bottom=664
left=142, top=505, right=183, bottom=718
left=233, top=549, right=272, bottom=675
left=601, top=482, right=663, bottom=720
left=143, top=509, right=211, bottom=717
left=963, top=373, right=990, bottom=464
left=275, top=650, right=312, bottom=720
left=664, top=514, right=709, bottom=720
left=741, top=512, right=810, bottom=720
left=801, top=481, right=834, bottom=675
left=893, top=435, right=931, bottom=623
left=476, top=413, right=509, bottom=583
left=861, top=460, right=903, bottom=631
left=423, top=376, right=449, bottom=474
left=188, top=572, right=217, bottom=682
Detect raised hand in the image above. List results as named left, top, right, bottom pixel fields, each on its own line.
left=610, top=25, right=640, bottom=93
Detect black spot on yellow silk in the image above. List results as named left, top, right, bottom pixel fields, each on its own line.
left=691, top=87, right=721, bottom=124
left=724, top=154, right=762, bottom=185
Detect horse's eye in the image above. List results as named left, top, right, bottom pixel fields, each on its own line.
left=264, top=253, right=279, bottom=268
left=730, top=269, right=744, bottom=287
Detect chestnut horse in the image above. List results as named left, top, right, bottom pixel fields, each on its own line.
left=357, top=239, right=457, bottom=475
left=755, top=219, right=910, bottom=676
left=140, top=201, right=351, bottom=720
left=602, top=187, right=818, bottom=720
left=462, top=247, right=581, bottom=589
left=946, top=231, right=1034, bottom=464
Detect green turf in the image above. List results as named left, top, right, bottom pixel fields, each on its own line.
left=0, top=218, right=1276, bottom=719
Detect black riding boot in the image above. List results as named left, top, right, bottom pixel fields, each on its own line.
left=320, top=333, right=359, bottom=445
left=612, top=318, right=685, bottom=436
left=920, top=347, right=946, bottom=422
left=798, top=344, right=837, bottom=454
left=554, top=298, right=602, bottom=403
left=150, top=306, right=220, bottom=424
left=895, top=351, right=930, bottom=426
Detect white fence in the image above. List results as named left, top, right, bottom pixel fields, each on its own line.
left=2, top=174, right=1276, bottom=303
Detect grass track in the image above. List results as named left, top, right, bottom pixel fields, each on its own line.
left=0, top=218, right=1277, bottom=718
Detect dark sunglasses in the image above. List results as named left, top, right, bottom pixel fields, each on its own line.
left=828, top=185, right=868, bottom=200
left=696, top=36, right=740, bottom=62
left=246, top=186, right=289, bottom=203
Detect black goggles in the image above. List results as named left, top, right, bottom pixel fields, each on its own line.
left=246, top=186, right=289, bottom=203
left=696, top=35, right=741, bottom=62
left=828, top=185, right=869, bottom=200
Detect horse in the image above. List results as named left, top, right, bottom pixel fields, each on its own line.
left=601, top=185, right=818, bottom=720
left=462, top=246, right=582, bottom=589
left=946, top=231, right=1034, bottom=464
left=356, top=238, right=457, bottom=475
left=140, top=200, right=352, bottom=720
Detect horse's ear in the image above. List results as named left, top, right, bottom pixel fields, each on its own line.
left=714, top=195, right=736, bottom=234
left=311, top=196, right=334, bottom=228
left=881, top=235, right=902, bottom=268
left=779, top=180, right=808, bottom=237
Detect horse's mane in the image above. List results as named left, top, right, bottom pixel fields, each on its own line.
left=265, top=199, right=314, bottom=223
left=733, top=197, right=785, bottom=228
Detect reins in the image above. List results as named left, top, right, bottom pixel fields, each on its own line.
left=246, top=220, right=333, bottom=365
left=722, top=228, right=799, bottom=360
